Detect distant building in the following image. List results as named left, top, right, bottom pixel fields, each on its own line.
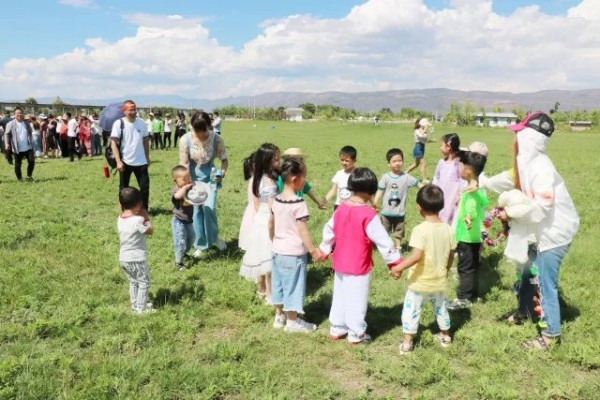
left=569, top=121, right=592, bottom=131
left=475, top=112, right=518, bottom=127
left=284, top=107, right=304, bottom=122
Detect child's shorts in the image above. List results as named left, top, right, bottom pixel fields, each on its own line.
left=380, top=215, right=405, bottom=242
left=271, top=253, right=307, bottom=314
left=412, top=142, right=425, bottom=159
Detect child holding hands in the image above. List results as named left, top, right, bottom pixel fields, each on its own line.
left=117, top=187, right=155, bottom=314
left=390, top=185, right=456, bottom=354
left=320, top=168, right=402, bottom=344
left=269, top=158, right=323, bottom=333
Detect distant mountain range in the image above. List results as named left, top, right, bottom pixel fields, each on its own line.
left=32, top=88, right=600, bottom=113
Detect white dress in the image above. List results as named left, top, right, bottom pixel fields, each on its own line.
left=239, top=176, right=277, bottom=280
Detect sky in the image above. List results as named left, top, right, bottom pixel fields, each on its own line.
left=0, top=0, right=598, bottom=102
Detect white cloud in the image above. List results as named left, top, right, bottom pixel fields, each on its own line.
left=2, top=1, right=600, bottom=101
left=59, top=0, right=96, bottom=9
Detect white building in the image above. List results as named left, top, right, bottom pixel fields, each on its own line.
left=284, top=107, right=304, bottom=122
left=475, top=112, right=518, bottom=127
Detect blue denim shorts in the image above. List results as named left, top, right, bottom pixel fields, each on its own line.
left=271, top=253, right=308, bottom=313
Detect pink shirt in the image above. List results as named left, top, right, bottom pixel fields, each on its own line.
left=271, top=196, right=310, bottom=256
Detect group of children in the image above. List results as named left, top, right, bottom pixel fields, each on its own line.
left=116, top=125, right=495, bottom=353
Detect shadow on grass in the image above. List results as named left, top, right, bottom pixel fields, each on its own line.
left=367, top=303, right=403, bottom=339
left=0, top=175, right=68, bottom=184
left=478, top=250, right=503, bottom=300
left=148, top=207, right=172, bottom=217
left=152, top=280, right=205, bottom=308
left=304, top=292, right=332, bottom=326
left=559, top=291, right=580, bottom=323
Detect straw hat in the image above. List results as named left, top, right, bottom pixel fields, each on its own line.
left=283, top=147, right=305, bottom=158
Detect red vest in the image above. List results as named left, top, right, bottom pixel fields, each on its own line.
left=332, top=203, right=376, bottom=275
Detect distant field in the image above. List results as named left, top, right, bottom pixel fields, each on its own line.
left=1, top=120, right=599, bottom=399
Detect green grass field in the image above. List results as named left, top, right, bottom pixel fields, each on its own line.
left=1, top=121, right=599, bottom=399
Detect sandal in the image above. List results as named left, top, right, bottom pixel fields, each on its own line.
left=399, top=341, right=414, bottom=355
left=523, top=336, right=551, bottom=351
left=435, top=333, right=452, bottom=348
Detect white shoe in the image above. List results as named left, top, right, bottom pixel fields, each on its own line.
left=273, top=314, right=286, bottom=329
left=284, top=318, right=317, bottom=333
left=215, top=238, right=227, bottom=251
left=192, top=249, right=203, bottom=258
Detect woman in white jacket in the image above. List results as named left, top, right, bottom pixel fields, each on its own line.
left=500, top=112, right=579, bottom=350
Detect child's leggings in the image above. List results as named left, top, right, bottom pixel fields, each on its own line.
left=401, top=289, right=450, bottom=334
left=329, top=271, right=371, bottom=343
left=120, top=260, right=151, bottom=313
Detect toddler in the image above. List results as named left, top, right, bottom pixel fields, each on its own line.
left=320, top=168, right=402, bottom=344
left=406, top=118, right=432, bottom=182
left=324, top=145, right=357, bottom=210
left=171, top=165, right=195, bottom=271
left=270, top=158, right=323, bottom=333
left=390, top=185, right=456, bottom=354
left=373, top=148, right=419, bottom=249
left=117, top=187, right=155, bottom=314
left=447, top=151, right=489, bottom=310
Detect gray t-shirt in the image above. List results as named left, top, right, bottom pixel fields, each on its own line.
left=118, top=215, right=151, bottom=262
left=378, top=172, right=419, bottom=217
left=172, top=187, right=194, bottom=222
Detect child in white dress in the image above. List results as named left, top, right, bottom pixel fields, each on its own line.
left=239, top=143, right=281, bottom=304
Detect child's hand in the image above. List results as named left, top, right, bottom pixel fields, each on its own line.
left=310, top=248, right=324, bottom=262
left=464, top=216, right=472, bottom=230
left=184, top=183, right=194, bottom=190
left=318, top=201, right=327, bottom=210
left=389, top=268, right=403, bottom=280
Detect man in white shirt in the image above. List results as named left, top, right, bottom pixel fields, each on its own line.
left=66, top=112, right=81, bottom=162
left=110, top=100, right=151, bottom=210
left=3, top=107, right=35, bottom=181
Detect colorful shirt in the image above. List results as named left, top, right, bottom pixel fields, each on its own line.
left=455, top=189, right=489, bottom=243
left=378, top=172, right=418, bottom=217
left=276, top=175, right=312, bottom=197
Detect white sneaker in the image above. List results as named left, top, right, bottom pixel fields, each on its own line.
left=192, top=249, right=203, bottom=258
left=273, top=314, right=286, bottom=329
left=284, top=318, right=317, bottom=333
left=215, top=238, right=227, bottom=251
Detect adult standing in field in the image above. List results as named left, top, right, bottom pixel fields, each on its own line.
left=174, top=113, right=186, bottom=147
left=152, top=113, right=164, bottom=150
left=4, top=106, right=35, bottom=181
left=406, top=118, right=432, bottom=183
left=66, top=112, right=82, bottom=162
left=212, top=111, right=222, bottom=135
left=145, top=113, right=154, bottom=149
left=179, top=111, right=229, bottom=255
left=499, top=112, right=579, bottom=351
left=110, top=100, right=151, bottom=211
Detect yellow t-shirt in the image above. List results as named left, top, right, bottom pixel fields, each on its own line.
left=406, top=221, right=456, bottom=293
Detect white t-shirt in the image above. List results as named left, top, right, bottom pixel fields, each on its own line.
left=212, top=117, right=222, bottom=133
left=110, top=117, right=149, bottom=166
left=331, top=169, right=352, bottom=205
left=164, top=118, right=172, bottom=132
left=118, top=215, right=151, bottom=262
left=67, top=118, right=78, bottom=138
left=145, top=118, right=153, bottom=133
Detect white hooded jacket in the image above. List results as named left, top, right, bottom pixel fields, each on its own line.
left=516, top=127, right=579, bottom=252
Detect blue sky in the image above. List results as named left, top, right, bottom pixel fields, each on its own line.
left=0, top=0, right=596, bottom=100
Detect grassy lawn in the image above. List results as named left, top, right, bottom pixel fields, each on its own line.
left=1, top=120, right=599, bottom=399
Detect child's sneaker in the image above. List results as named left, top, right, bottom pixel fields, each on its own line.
left=192, top=249, right=203, bottom=258
left=176, top=263, right=188, bottom=271
left=215, top=238, right=227, bottom=251
left=447, top=298, right=472, bottom=310
left=330, top=332, right=348, bottom=341
left=435, top=332, right=452, bottom=348
left=284, top=318, right=317, bottom=333
left=273, top=314, right=286, bottom=329
left=399, top=341, right=414, bottom=355
left=349, top=333, right=372, bottom=345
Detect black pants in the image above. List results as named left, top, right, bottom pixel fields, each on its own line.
left=456, top=242, right=481, bottom=301
left=174, top=129, right=185, bottom=147
left=163, top=131, right=172, bottom=148
left=14, top=150, right=35, bottom=180
left=119, top=163, right=150, bottom=210
left=68, top=137, right=82, bottom=161
left=152, top=132, right=163, bottom=150
left=102, top=131, right=111, bottom=148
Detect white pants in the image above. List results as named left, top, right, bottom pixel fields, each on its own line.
left=401, top=289, right=450, bottom=334
left=329, top=271, right=371, bottom=343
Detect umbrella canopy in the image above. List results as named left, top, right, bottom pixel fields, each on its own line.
left=99, top=102, right=125, bottom=132
left=0, top=116, right=13, bottom=129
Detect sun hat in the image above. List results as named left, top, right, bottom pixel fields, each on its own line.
left=508, top=111, right=554, bottom=137
left=418, top=118, right=431, bottom=128
left=283, top=147, right=305, bottom=158
left=38, top=113, right=47, bottom=119
left=185, top=181, right=211, bottom=205
left=468, top=141, right=489, bottom=157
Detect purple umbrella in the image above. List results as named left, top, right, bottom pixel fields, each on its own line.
left=99, top=102, right=125, bottom=132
